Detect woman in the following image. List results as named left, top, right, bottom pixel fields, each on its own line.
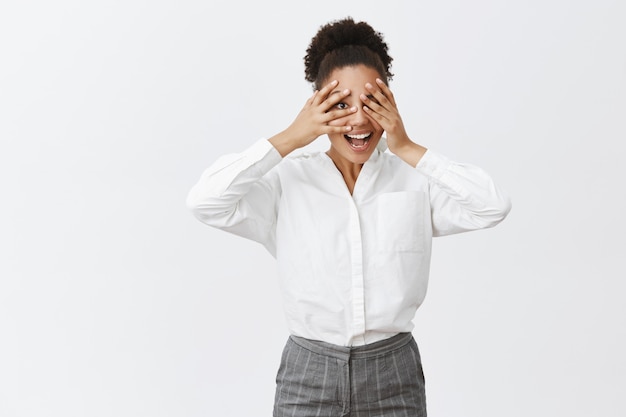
left=187, top=17, right=511, bottom=416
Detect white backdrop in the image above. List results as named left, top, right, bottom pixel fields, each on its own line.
left=1, top=1, right=625, bottom=416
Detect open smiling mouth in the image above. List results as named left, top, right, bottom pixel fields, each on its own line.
left=344, top=133, right=372, bottom=149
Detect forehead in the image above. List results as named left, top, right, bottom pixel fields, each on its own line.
left=328, top=65, right=382, bottom=86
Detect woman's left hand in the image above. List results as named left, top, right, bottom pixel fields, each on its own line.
left=360, top=79, right=427, bottom=167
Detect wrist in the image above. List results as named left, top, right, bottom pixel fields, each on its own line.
left=268, top=130, right=299, bottom=157
left=389, top=137, right=427, bottom=167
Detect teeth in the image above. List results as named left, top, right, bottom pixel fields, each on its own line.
left=346, top=133, right=371, bottom=139
left=350, top=142, right=366, bottom=148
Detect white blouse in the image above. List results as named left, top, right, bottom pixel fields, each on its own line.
left=187, top=139, right=511, bottom=346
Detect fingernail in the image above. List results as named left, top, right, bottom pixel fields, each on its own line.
left=331, top=80, right=338, bottom=84
left=365, top=83, right=373, bottom=89
left=343, top=88, right=350, bottom=95
left=350, top=106, right=357, bottom=112
left=376, top=78, right=384, bottom=84
left=345, top=126, right=352, bottom=131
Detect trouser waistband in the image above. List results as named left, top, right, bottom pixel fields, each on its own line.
left=289, top=332, right=413, bottom=362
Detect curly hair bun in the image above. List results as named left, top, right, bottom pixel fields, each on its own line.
left=304, top=17, right=393, bottom=87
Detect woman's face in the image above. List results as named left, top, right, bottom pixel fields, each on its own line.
left=324, top=65, right=384, bottom=166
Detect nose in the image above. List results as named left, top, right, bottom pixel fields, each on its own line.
left=348, top=106, right=368, bottom=126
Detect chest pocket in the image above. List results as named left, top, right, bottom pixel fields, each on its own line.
left=376, top=191, right=428, bottom=252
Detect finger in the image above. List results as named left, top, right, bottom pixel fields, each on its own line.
left=375, top=78, right=396, bottom=106
left=323, top=106, right=357, bottom=123
left=359, top=93, right=388, bottom=121
left=304, top=90, right=319, bottom=107
left=313, top=79, right=339, bottom=105
left=365, top=82, right=392, bottom=109
left=321, top=88, right=351, bottom=112
left=362, top=104, right=386, bottom=124
left=322, top=125, right=353, bottom=135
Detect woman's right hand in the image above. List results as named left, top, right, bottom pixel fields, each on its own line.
left=269, top=80, right=356, bottom=157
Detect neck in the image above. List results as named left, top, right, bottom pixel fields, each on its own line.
left=326, top=150, right=363, bottom=194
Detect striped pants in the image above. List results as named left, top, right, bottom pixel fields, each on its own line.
left=273, top=333, right=427, bottom=417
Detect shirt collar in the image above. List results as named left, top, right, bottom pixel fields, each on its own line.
left=366, top=136, right=386, bottom=164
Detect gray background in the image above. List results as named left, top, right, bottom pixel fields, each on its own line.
left=1, top=0, right=625, bottom=416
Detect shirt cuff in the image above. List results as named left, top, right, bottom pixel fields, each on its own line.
left=247, top=138, right=283, bottom=167
left=415, top=149, right=452, bottom=180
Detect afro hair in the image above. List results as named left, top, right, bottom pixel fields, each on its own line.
left=304, top=17, right=393, bottom=88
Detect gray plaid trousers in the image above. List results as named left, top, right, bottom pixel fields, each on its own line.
left=273, top=332, right=427, bottom=417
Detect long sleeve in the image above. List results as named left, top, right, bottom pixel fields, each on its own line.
left=186, top=139, right=283, bottom=255
left=416, top=150, right=512, bottom=237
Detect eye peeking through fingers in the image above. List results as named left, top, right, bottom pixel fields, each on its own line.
left=365, top=94, right=380, bottom=105
left=335, top=102, right=350, bottom=110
